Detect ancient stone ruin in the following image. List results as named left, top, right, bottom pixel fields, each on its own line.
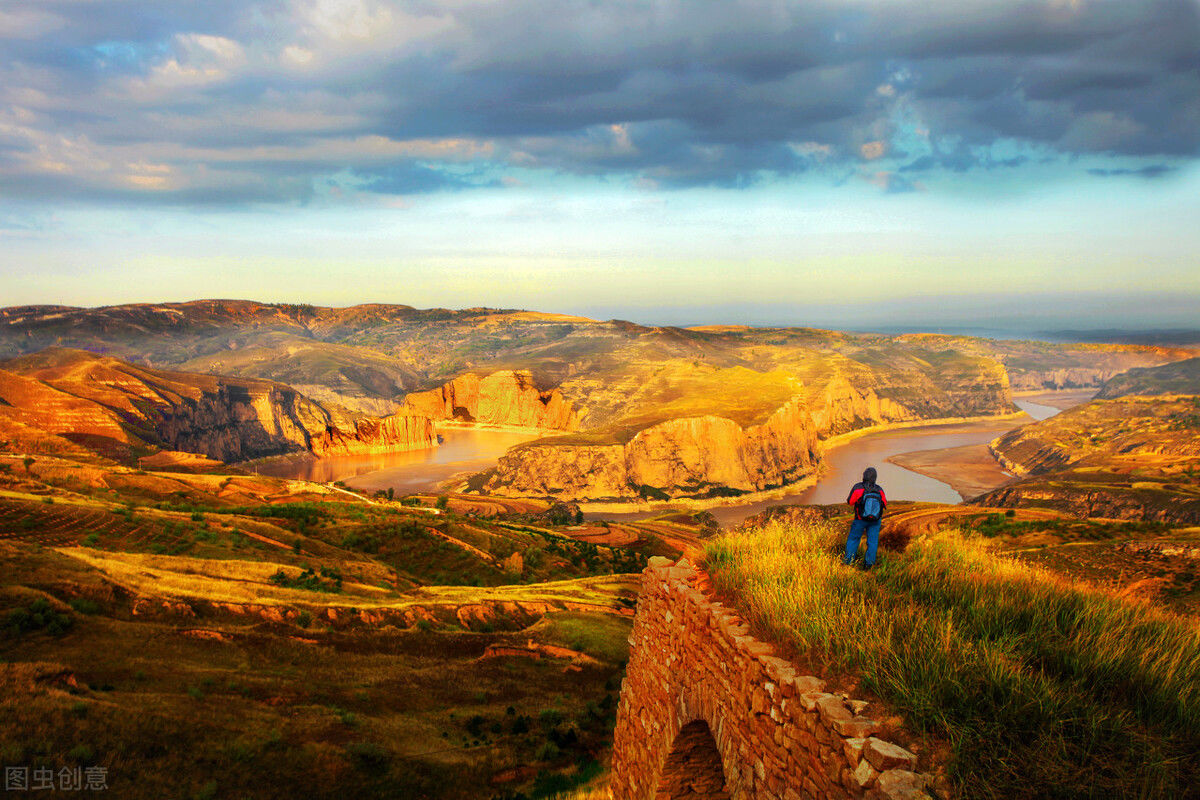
left=612, top=557, right=936, bottom=800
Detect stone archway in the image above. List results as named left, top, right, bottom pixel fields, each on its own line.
left=655, top=719, right=731, bottom=800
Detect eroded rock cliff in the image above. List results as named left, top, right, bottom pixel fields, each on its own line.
left=403, top=370, right=579, bottom=430
left=485, top=396, right=820, bottom=500
left=0, top=348, right=436, bottom=463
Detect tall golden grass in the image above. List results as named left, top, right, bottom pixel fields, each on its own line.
left=704, top=520, right=1200, bottom=799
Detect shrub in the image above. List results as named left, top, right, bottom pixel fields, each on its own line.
left=534, top=741, right=560, bottom=761
left=268, top=566, right=342, bottom=593
left=4, top=598, right=73, bottom=637
left=68, top=744, right=95, bottom=763
left=69, top=598, right=101, bottom=615
left=345, top=741, right=389, bottom=773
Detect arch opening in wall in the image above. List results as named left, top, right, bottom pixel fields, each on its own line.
left=655, top=719, right=731, bottom=800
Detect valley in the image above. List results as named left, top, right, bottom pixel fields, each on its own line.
left=1, top=300, right=1198, bottom=799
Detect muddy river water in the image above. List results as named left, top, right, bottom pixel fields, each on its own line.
left=259, top=390, right=1091, bottom=524
left=253, top=427, right=539, bottom=494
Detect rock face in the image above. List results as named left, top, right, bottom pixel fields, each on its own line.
left=0, top=348, right=435, bottom=463
left=403, top=370, right=579, bottom=430
left=809, top=376, right=913, bottom=436
left=480, top=363, right=1018, bottom=501
left=486, top=398, right=819, bottom=500
left=611, top=557, right=934, bottom=799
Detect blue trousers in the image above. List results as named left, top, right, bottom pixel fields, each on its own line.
left=843, top=518, right=880, bottom=566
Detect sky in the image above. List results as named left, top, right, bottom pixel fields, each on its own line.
left=1, top=0, right=1198, bottom=331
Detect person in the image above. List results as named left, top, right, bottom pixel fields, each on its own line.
left=844, top=467, right=887, bottom=570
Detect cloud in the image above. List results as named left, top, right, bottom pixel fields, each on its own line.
left=1086, top=164, right=1175, bottom=178
left=0, top=0, right=1195, bottom=203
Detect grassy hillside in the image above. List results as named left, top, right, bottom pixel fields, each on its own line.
left=979, top=395, right=1200, bottom=524
left=704, top=518, right=1200, bottom=800
left=0, top=438, right=719, bottom=799
left=1096, top=357, right=1200, bottom=399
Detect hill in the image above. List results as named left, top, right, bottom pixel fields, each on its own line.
left=978, top=395, right=1200, bottom=523
left=0, top=348, right=434, bottom=463
left=1095, top=356, right=1200, bottom=398
left=0, top=421, right=716, bottom=798
left=704, top=516, right=1200, bottom=799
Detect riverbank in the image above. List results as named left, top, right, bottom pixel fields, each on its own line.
left=887, top=443, right=1015, bottom=501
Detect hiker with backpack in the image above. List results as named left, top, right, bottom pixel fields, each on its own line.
left=844, top=467, right=887, bottom=570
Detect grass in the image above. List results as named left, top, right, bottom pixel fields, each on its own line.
left=0, top=536, right=632, bottom=800
left=704, top=519, right=1200, bottom=800
left=53, top=547, right=638, bottom=615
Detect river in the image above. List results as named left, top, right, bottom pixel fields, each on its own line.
left=252, top=427, right=539, bottom=494
left=258, top=390, right=1091, bottom=523
left=592, top=390, right=1094, bottom=526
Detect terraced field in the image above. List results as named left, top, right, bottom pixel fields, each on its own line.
left=0, top=496, right=151, bottom=547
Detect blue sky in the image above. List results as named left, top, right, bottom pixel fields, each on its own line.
left=1, top=0, right=1197, bottom=329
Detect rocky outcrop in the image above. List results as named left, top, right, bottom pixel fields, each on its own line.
left=484, top=443, right=629, bottom=500
left=976, top=481, right=1200, bottom=524
left=156, top=383, right=436, bottom=461
left=0, top=348, right=436, bottom=463
left=809, top=376, right=913, bottom=436
left=403, top=370, right=579, bottom=430
left=485, top=398, right=819, bottom=500
left=1009, top=367, right=1121, bottom=391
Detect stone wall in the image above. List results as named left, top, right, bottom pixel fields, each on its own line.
left=611, top=557, right=936, bottom=800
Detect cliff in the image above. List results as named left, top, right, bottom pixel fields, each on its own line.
left=808, top=375, right=914, bottom=436
left=485, top=396, right=820, bottom=500
left=976, top=481, right=1200, bottom=525
left=0, top=348, right=435, bottom=463
left=403, top=370, right=579, bottom=430
left=998, top=345, right=1187, bottom=392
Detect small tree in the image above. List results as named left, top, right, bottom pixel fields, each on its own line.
left=22, top=456, right=34, bottom=474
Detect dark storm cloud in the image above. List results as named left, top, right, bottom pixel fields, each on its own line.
left=1086, top=164, right=1175, bottom=178
left=0, top=0, right=1196, bottom=203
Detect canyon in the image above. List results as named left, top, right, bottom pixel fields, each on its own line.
left=0, top=301, right=1191, bottom=504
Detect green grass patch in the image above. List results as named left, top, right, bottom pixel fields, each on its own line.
left=538, top=612, right=632, bottom=663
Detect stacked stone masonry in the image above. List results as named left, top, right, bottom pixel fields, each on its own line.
left=612, top=557, right=936, bottom=800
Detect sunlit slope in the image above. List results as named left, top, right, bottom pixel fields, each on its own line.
left=704, top=518, right=1200, bottom=799
left=979, top=395, right=1200, bottom=523
left=0, top=300, right=1185, bottom=422
left=1096, top=356, right=1200, bottom=399
left=0, top=348, right=434, bottom=463
left=0, top=443, right=682, bottom=797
